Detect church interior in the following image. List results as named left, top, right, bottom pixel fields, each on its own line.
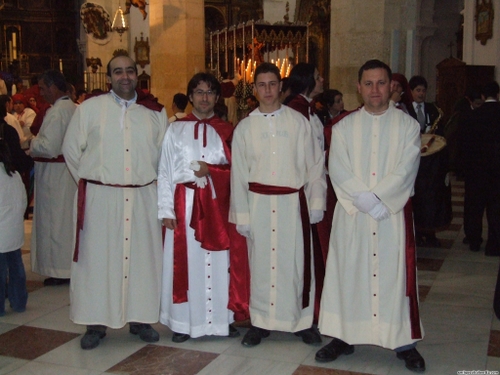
left=0, top=0, right=500, bottom=374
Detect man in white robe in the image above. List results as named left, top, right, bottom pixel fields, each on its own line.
left=159, top=72, right=248, bottom=343
left=230, top=62, right=326, bottom=347
left=316, top=59, right=425, bottom=373
left=62, top=55, right=168, bottom=350
left=29, top=70, right=77, bottom=286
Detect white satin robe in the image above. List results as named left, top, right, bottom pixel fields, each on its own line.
left=158, top=117, right=233, bottom=338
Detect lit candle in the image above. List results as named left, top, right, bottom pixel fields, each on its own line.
left=84, top=72, right=88, bottom=90
left=59, top=59, right=63, bottom=72
left=12, top=33, right=16, bottom=48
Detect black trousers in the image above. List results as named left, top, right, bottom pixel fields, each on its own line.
left=463, top=169, right=500, bottom=253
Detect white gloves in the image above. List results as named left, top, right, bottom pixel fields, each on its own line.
left=189, top=160, right=201, bottom=171
left=352, top=191, right=380, bottom=213
left=237, top=224, right=251, bottom=238
left=190, top=160, right=207, bottom=188
left=368, top=202, right=390, bottom=221
left=310, top=210, right=324, bottom=224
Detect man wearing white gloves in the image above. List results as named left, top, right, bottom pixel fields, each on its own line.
left=316, top=60, right=425, bottom=373
left=158, top=72, right=249, bottom=343
left=230, top=62, right=326, bottom=347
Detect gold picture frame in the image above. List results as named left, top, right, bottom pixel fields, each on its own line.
left=134, top=33, right=150, bottom=68
left=475, top=0, right=494, bottom=45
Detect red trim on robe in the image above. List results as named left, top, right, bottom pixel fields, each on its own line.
left=248, top=182, right=311, bottom=309
left=403, top=198, right=423, bottom=339
left=170, top=114, right=250, bottom=321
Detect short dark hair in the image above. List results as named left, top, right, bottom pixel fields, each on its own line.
left=288, top=63, right=316, bottom=97
left=254, top=62, right=281, bottom=82
left=481, top=81, right=500, bottom=98
left=173, top=93, right=188, bottom=110
left=358, top=59, right=392, bottom=82
left=409, top=75, right=428, bottom=90
left=106, top=55, right=137, bottom=77
left=40, top=70, right=67, bottom=92
left=76, top=89, right=87, bottom=97
left=323, top=89, right=343, bottom=107
left=187, top=72, right=221, bottom=97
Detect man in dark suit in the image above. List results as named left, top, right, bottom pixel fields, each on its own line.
left=460, top=81, right=500, bottom=255
left=408, top=75, right=452, bottom=247
left=408, top=75, right=442, bottom=135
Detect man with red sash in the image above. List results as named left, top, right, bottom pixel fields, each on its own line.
left=316, top=60, right=425, bottom=373
left=62, top=55, right=168, bottom=350
left=29, top=70, right=77, bottom=286
left=158, top=72, right=249, bottom=343
left=230, top=62, right=326, bottom=347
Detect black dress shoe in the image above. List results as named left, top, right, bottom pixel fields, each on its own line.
left=172, top=332, right=190, bottom=343
left=228, top=324, right=240, bottom=338
left=396, top=348, right=426, bottom=373
left=315, top=338, right=355, bottom=362
left=129, top=323, right=159, bottom=342
left=80, top=328, right=106, bottom=350
left=241, top=326, right=270, bottom=347
left=469, top=244, right=481, bottom=252
left=294, top=327, right=322, bottom=345
left=43, top=277, right=70, bottom=286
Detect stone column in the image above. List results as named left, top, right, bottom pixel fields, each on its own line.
left=149, top=0, right=205, bottom=108
left=329, top=0, right=417, bottom=110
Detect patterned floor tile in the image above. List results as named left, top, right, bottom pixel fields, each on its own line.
left=488, top=330, right=500, bottom=357
left=417, top=258, right=444, bottom=272
left=0, top=326, right=79, bottom=360
left=26, top=280, right=44, bottom=294
left=292, top=365, right=374, bottom=375
left=418, top=285, right=432, bottom=302
left=107, top=344, right=219, bottom=375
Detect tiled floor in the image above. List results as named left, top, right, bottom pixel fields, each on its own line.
left=1, top=178, right=500, bottom=374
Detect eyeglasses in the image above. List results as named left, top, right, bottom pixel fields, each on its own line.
left=193, top=90, right=216, bottom=97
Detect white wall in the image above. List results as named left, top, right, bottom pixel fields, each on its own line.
left=463, top=0, right=499, bottom=80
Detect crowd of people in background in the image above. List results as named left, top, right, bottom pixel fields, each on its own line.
left=1, top=55, right=500, bottom=374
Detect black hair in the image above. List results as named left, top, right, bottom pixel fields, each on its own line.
left=288, top=63, right=316, bottom=97
left=0, top=94, right=11, bottom=111
left=481, top=81, right=500, bottom=98
left=187, top=72, right=221, bottom=97
left=358, top=59, right=392, bottom=82
left=323, top=89, right=343, bottom=107
left=173, top=93, right=189, bottom=110
left=39, top=70, right=67, bottom=92
left=106, top=54, right=138, bottom=77
left=0, top=103, right=13, bottom=176
left=408, top=75, right=428, bottom=90
left=254, top=62, right=281, bottom=82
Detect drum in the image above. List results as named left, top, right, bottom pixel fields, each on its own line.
left=413, top=134, right=453, bottom=230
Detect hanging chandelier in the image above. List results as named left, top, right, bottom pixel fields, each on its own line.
left=111, top=1, right=129, bottom=41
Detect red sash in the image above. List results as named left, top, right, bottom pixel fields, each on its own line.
left=73, top=179, right=155, bottom=262
left=248, top=182, right=311, bottom=309
left=172, top=181, right=230, bottom=303
left=403, top=198, right=423, bottom=339
left=32, top=155, right=65, bottom=163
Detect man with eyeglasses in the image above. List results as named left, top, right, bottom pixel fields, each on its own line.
left=230, top=62, right=326, bottom=347
left=158, top=72, right=249, bottom=343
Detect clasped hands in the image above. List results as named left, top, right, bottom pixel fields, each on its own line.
left=352, top=191, right=390, bottom=221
